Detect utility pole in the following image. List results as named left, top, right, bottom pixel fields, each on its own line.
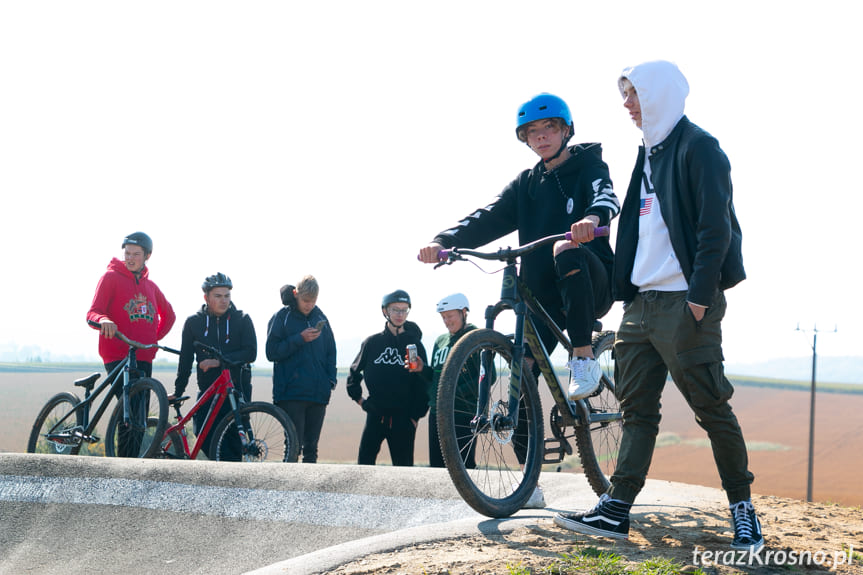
left=796, top=324, right=837, bottom=502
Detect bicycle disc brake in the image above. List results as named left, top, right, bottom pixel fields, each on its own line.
left=490, top=400, right=515, bottom=445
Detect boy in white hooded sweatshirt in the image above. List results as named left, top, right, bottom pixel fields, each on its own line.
left=555, top=60, right=763, bottom=552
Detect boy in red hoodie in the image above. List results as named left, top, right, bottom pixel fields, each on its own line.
left=86, top=232, right=175, bottom=455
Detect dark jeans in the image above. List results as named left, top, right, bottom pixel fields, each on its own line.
left=105, top=360, right=152, bottom=458
left=358, top=412, right=417, bottom=466
left=610, top=290, right=754, bottom=504
left=276, top=400, right=327, bottom=463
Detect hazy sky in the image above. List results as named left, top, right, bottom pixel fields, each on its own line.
left=1, top=2, right=859, bottom=370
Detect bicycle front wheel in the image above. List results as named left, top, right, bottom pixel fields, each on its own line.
left=574, top=330, right=623, bottom=495
left=27, top=392, right=83, bottom=455
left=437, top=329, right=543, bottom=518
left=104, top=377, right=169, bottom=458
left=209, top=402, right=299, bottom=462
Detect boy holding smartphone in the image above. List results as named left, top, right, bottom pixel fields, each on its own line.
left=266, top=275, right=337, bottom=463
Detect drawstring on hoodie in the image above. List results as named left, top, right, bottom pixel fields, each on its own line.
left=203, top=313, right=230, bottom=343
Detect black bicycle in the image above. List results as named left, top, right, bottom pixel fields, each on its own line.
left=433, top=231, right=623, bottom=517
left=26, top=328, right=174, bottom=458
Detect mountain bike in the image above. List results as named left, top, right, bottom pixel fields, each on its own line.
left=433, top=230, right=623, bottom=517
left=27, top=327, right=174, bottom=458
left=154, top=341, right=300, bottom=462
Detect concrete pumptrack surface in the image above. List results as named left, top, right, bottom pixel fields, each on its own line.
left=0, top=453, right=727, bottom=575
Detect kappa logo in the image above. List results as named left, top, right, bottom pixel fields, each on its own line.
left=124, top=293, right=155, bottom=323
left=373, top=347, right=404, bottom=366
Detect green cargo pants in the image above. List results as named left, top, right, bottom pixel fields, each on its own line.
left=609, top=290, right=754, bottom=504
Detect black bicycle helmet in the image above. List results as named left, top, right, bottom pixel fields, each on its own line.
left=202, top=272, right=233, bottom=293
left=381, top=289, right=411, bottom=309
left=122, top=232, right=153, bottom=254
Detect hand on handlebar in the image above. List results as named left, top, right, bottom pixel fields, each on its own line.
left=569, top=217, right=599, bottom=245
left=99, top=319, right=117, bottom=339
left=418, top=242, right=444, bottom=264
left=199, top=358, right=221, bottom=372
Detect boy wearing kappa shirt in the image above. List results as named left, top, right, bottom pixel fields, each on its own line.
left=346, top=290, right=431, bottom=466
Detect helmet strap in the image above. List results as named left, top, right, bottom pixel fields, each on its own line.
left=542, top=126, right=572, bottom=167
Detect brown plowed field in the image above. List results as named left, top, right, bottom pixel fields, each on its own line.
left=4, top=370, right=861, bottom=507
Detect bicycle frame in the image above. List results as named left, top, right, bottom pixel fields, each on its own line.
left=164, top=367, right=247, bottom=459
left=475, top=259, right=583, bottom=435
left=438, top=230, right=610, bottom=437
left=45, top=345, right=143, bottom=445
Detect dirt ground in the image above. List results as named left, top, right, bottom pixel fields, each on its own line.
left=328, top=494, right=863, bottom=574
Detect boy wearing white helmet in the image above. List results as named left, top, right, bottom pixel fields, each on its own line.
left=429, top=293, right=545, bottom=508
left=427, top=293, right=477, bottom=469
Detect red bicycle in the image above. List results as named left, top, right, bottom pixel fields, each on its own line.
left=155, top=341, right=300, bottom=462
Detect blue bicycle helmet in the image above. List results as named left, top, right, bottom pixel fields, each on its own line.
left=515, top=93, right=572, bottom=141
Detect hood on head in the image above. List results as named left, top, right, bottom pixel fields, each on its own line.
left=619, top=60, right=689, bottom=148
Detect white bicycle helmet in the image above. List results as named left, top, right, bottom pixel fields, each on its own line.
left=436, top=293, right=470, bottom=313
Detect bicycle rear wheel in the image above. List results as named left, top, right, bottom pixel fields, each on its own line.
left=104, top=377, right=169, bottom=458
left=437, top=329, right=543, bottom=518
left=27, top=392, right=83, bottom=455
left=209, top=402, right=299, bottom=462
left=574, top=330, right=623, bottom=495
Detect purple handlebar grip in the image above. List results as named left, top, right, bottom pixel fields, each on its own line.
left=565, top=226, right=610, bottom=241
left=437, top=249, right=451, bottom=261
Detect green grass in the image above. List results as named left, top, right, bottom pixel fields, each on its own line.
left=537, top=546, right=706, bottom=575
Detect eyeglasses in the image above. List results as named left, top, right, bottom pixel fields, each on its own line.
left=388, top=308, right=410, bottom=316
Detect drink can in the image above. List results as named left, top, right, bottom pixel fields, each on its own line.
left=406, top=344, right=418, bottom=370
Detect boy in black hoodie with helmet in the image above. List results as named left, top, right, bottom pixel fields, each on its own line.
left=347, top=290, right=431, bottom=466
left=172, top=273, right=257, bottom=460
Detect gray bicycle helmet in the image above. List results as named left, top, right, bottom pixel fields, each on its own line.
left=381, top=289, right=411, bottom=309
left=202, top=272, right=233, bottom=293
left=122, top=232, right=153, bottom=254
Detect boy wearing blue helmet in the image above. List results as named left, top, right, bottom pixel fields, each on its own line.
left=418, top=94, right=620, bottom=400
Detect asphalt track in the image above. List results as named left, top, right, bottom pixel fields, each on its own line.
left=0, top=453, right=725, bottom=574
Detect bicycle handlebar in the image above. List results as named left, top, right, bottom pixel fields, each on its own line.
left=87, top=320, right=180, bottom=355
left=433, top=226, right=610, bottom=263
left=193, top=341, right=247, bottom=369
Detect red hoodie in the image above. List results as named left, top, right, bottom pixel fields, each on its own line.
left=86, top=258, right=176, bottom=364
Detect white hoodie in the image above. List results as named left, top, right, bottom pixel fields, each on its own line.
left=619, top=60, right=690, bottom=292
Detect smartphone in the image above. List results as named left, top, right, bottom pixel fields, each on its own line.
left=314, top=320, right=327, bottom=331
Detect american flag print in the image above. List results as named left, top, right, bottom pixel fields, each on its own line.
left=640, top=196, right=653, bottom=216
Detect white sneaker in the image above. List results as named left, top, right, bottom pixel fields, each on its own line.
left=523, top=485, right=546, bottom=509
left=567, top=357, right=601, bottom=400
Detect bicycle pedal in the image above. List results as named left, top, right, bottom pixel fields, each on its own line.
left=542, top=438, right=570, bottom=464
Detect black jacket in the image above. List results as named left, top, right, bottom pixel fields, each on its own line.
left=433, top=144, right=619, bottom=301
left=174, top=303, right=257, bottom=397
left=613, top=116, right=745, bottom=306
left=346, top=320, right=431, bottom=421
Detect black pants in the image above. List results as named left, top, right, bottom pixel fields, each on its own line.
left=358, top=412, right=417, bottom=466
left=105, top=360, right=152, bottom=458
left=276, top=400, right=327, bottom=463
left=428, top=409, right=476, bottom=469
left=529, top=247, right=612, bottom=357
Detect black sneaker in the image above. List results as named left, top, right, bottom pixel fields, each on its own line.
left=729, top=500, right=764, bottom=551
left=554, top=494, right=631, bottom=539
